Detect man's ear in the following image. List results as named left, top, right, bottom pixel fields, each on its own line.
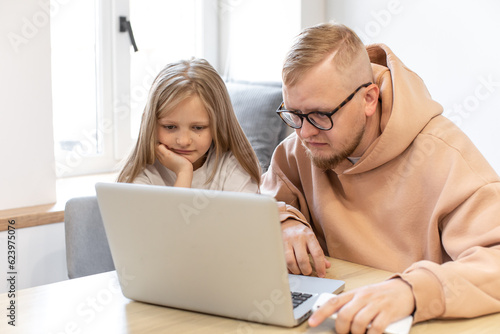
left=364, top=84, right=379, bottom=117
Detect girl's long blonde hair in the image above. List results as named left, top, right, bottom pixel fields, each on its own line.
left=117, top=58, right=261, bottom=185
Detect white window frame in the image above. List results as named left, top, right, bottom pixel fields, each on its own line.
left=54, top=0, right=218, bottom=178
left=113, top=0, right=219, bottom=163
left=53, top=0, right=122, bottom=178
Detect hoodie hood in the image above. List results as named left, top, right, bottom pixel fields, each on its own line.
left=337, top=44, right=443, bottom=175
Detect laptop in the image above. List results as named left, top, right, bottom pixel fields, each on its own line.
left=95, top=182, right=344, bottom=327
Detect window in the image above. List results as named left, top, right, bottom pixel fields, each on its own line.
left=128, top=0, right=199, bottom=140
left=51, top=0, right=216, bottom=177
left=51, top=0, right=103, bottom=177
left=51, top=0, right=118, bottom=177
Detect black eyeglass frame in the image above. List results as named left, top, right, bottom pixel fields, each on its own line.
left=276, top=82, right=373, bottom=131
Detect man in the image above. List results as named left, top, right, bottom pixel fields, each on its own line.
left=261, top=23, right=500, bottom=333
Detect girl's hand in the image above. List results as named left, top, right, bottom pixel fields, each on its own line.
left=155, top=143, right=193, bottom=187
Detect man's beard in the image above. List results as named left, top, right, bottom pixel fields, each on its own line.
left=304, top=127, right=365, bottom=170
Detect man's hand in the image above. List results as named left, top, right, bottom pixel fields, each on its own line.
left=281, top=219, right=331, bottom=277
left=309, top=278, right=415, bottom=334
left=155, top=144, right=193, bottom=187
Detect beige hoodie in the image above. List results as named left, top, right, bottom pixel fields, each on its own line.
left=261, top=44, right=500, bottom=322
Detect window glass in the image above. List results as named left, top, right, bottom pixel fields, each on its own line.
left=51, top=0, right=100, bottom=176
left=129, top=0, right=198, bottom=139
left=51, top=0, right=207, bottom=177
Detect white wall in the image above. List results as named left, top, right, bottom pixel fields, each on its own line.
left=219, top=0, right=326, bottom=82
left=0, top=0, right=57, bottom=210
left=219, top=0, right=500, bottom=174
left=0, top=223, right=68, bottom=293
left=0, top=0, right=66, bottom=292
left=327, top=0, right=500, bottom=173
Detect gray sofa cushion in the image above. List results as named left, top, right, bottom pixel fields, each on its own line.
left=226, top=81, right=288, bottom=172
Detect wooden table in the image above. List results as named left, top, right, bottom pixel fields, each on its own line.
left=1, top=258, right=499, bottom=333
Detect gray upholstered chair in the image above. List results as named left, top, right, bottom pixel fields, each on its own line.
left=64, top=81, right=287, bottom=279
left=64, top=196, right=114, bottom=279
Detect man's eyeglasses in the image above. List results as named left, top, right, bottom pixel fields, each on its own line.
left=276, top=82, right=372, bottom=131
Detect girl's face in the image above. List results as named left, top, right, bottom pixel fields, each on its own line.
left=156, top=95, right=213, bottom=170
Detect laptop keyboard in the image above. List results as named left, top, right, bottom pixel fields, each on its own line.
left=291, top=292, right=313, bottom=309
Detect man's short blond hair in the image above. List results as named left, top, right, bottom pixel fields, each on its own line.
left=283, top=23, right=370, bottom=87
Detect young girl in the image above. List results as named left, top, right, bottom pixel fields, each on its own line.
left=117, top=58, right=261, bottom=193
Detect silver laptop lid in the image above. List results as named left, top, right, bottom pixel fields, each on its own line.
left=96, top=182, right=301, bottom=326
